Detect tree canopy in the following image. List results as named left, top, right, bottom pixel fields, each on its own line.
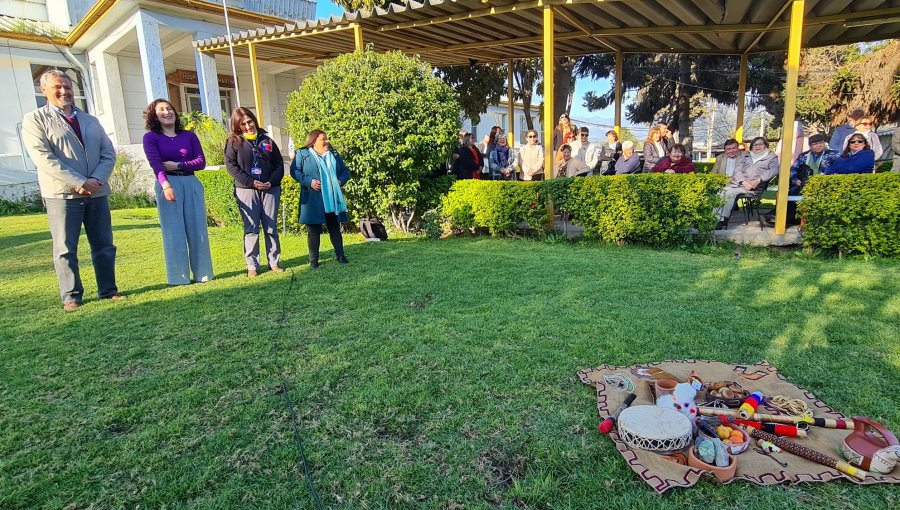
left=577, top=53, right=784, bottom=150
left=285, top=50, right=460, bottom=230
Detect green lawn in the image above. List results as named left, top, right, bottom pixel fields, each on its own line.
left=1, top=208, right=898, bottom=509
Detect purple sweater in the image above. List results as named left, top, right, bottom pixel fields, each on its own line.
left=142, top=130, right=207, bottom=185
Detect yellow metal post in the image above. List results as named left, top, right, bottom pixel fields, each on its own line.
left=248, top=42, right=264, bottom=126
left=775, top=0, right=804, bottom=235
left=507, top=60, right=515, bottom=147
left=353, top=24, right=364, bottom=51
left=735, top=53, right=748, bottom=143
left=614, top=51, right=623, bottom=135
left=543, top=5, right=555, bottom=178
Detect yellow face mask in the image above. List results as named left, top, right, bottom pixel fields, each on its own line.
left=243, top=132, right=257, bottom=141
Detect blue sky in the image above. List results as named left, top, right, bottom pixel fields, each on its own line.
left=314, top=1, right=624, bottom=127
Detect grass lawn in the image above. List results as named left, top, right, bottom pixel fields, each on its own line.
left=1, top=208, right=898, bottom=509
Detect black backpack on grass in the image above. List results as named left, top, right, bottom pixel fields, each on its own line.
left=360, top=219, right=388, bottom=241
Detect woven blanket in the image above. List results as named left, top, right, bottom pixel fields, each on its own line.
left=578, top=360, right=900, bottom=493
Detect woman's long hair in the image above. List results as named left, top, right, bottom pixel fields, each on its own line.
left=228, top=107, right=261, bottom=144
left=143, top=99, right=183, bottom=134
left=488, top=125, right=503, bottom=146
left=841, top=133, right=870, bottom=158
left=303, top=129, right=327, bottom=150
left=643, top=126, right=660, bottom=145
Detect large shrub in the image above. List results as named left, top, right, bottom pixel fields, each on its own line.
left=566, top=174, right=727, bottom=245
left=180, top=112, right=227, bottom=166
left=442, top=180, right=549, bottom=236
left=799, top=173, right=900, bottom=257
left=284, top=50, right=460, bottom=231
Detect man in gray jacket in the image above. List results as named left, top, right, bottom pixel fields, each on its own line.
left=22, top=69, right=125, bottom=311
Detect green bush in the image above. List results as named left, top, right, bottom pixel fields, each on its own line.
left=196, top=170, right=305, bottom=232
left=442, top=180, right=549, bottom=236
left=535, top=177, right=574, bottom=211
left=284, top=50, right=460, bottom=232
left=799, top=173, right=900, bottom=257
left=694, top=162, right=714, bottom=174
left=0, top=194, right=42, bottom=216
left=108, top=150, right=153, bottom=210
left=180, top=112, right=227, bottom=166
left=566, top=174, right=728, bottom=245
left=416, top=175, right=456, bottom=216
left=196, top=170, right=240, bottom=226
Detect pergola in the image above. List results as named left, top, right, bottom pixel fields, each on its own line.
left=194, top=0, right=900, bottom=235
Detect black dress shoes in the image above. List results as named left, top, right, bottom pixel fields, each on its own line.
left=336, top=256, right=349, bottom=264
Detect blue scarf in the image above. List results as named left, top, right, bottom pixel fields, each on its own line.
left=309, top=149, right=347, bottom=215
left=496, top=145, right=510, bottom=167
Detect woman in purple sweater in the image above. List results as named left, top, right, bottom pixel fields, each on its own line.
left=142, top=99, right=214, bottom=285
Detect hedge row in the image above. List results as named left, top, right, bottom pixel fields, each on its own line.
left=443, top=180, right=549, bottom=236
left=799, top=172, right=900, bottom=257
left=443, top=174, right=727, bottom=245
left=198, top=170, right=453, bottom=233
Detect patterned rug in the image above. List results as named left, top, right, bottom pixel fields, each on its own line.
left=578, top=360, right=900, bottom=493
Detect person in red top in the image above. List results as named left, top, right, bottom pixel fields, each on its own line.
left=451, top=133, right=484, bottom=179
left=652, top=144, right=696, bottom=173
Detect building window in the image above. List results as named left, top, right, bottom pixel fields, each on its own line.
left=183, top=85, right=233, bottom=116
left=31, top=64, right=87, bottom=111
left=495, top=113, right=507, bottom=128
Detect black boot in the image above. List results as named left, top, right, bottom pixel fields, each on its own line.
left=336, top=255, right=349, bottom=264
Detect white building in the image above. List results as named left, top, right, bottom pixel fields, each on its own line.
left=1, top=0, right=315, bottom=200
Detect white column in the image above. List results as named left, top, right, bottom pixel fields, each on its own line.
left=97, top=52, right=131, bottom=144
left=135, top=9, right=168, bottom=103
left=194, top=32, right=223, bottom=121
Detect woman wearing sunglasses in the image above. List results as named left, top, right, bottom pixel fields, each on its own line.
left=841, top=117, right=883, bottom=159
left=824, top=134, right=876, bottom=174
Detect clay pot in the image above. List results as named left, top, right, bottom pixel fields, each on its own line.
left=688, top=446, right=737, bottom=483
left=725, top=427, right=751, bottom=455
left=654, top=379, right=678, bottom=397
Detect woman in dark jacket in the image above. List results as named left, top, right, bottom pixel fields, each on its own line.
left=824, top=133, right=876, bottom=174
left=451, top=133, right=484, bottom=180
left=224, top=107, right=284, bottom=277
left=289, top=130, right=350, bottom=268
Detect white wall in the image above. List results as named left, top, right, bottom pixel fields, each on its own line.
left=0, top=39, right=78, bottom=173
left=1, top=1, right=48, bottom=21
left=116, top=52, right=149, bottom=144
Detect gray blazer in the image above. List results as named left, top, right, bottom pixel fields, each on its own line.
left=22, top=105, right=115, bottom=199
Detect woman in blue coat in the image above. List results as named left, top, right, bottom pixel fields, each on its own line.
left=290, top=130, right=350, bottom=268
left=824, top=133, right=876, bottom=175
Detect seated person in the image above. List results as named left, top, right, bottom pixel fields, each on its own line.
left=596, top=130, right=622, bottom=175
left=651, top=144, right=695, bottom=173
left=712, top=138, right=742, bottom=177
left=569, top=127, right=599, bottom=173
left=766, top=133, right=838, bottom=226
left=554, top=144, right=590, bottom=178
left=714, top=136, right=779, bottom=229
left=614, top=141, right=641, bottom=174
left=488, top=134, right=516, bottom=180
left=825, top=133, right=876, bottom=175
left=840, top=117, right=883, bottom=160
